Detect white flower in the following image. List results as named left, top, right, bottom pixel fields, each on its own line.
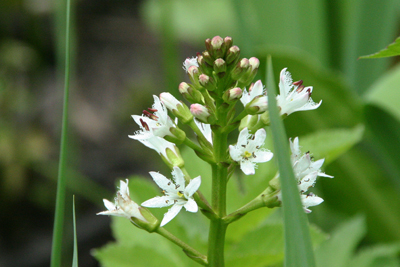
left=134, top=134, right=180, bottom=163
left=289, top=137, right=333, bottom=213
left=97, top=179, right=147, bottom=222
left=183, top=57, right=199, bottom=73
left=240, top=80, right=265, bottom=106
left=160, top=92, right=182, bottom=112
left=194, top=119, right=213, bottom=144
left=129, top=95, right=176, bottom=140
left=142, top=167, right=201, bottom=226
left=229, top=127, right=273, bottom=175
left=277, top=68, right=322, bottom=116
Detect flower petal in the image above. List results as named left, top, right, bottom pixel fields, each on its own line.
left=149, top=171, right=176, bottom=192
left=240, top=161, right=255, bottom=175
left=184, top=198, right=198, bottom=213
left=141, top=196, right=172, bottom=208
left=185, top=176, right=201, bottom=197
left=161, top=204, right=183, bottom=226
left=102, top=199, right=116, bottom=211
left=171, top=167, right=186, bottom=190
left=253, top=150, right=273, bottom=163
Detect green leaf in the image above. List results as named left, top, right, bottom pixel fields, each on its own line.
left=363, top=105, right=400, bottom=198
left=359, top=36, right=400, bottom=59
left=226, top=219, right=327, bottom=267
left=365, top=63, right=400, bottom=122
left=266, top=57, right=316, bottom=267
left=348, top=242, right=400, bottom=267
left=298, top=125, right=365, bottom=165
left=315, top=215, right=366, bottom=267
left=93, top=244, right=178, bottom=267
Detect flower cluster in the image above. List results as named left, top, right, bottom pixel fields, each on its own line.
left=98, top=35, right=331, bottom=232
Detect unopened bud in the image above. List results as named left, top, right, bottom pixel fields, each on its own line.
left=238, top=57, right=260, bottom=85
left=199, top=74, right=216, bottom=91
left=209, top=36, right=225, bottom=58
left=231, top=58, right=250, bottom=80
left=202, top=51, right=214, bottom=65
left=188, top=65, right=201, bottom=88
left=190, top=104, right=210, bottom=123
left=160, top=92, right=181, bottom=112
left=249, top=57, right=260, bottom=70
left=160, top=92, right=193, bottom=124
left=179, top=82, right=204, bottom=104
left=213, top=58, right=226, bottom=76
left=197, top=54, right=213, bottom=76
left=223, top=87, right=242, bottom=104
left=224, top=36, right=233, bottom=50
left=226, top=45, right=240, bottom=65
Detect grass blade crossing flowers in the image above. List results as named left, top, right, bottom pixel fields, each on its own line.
left=266, top=56, right=316, bottom=267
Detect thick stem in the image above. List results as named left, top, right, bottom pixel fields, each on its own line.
left=207, top=130, right=228, bottom=267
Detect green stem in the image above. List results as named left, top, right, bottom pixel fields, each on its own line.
left=223, top=187, right=280, bottom=224
left=183, top=137, right=205, bottom=153
left=156, top=228, right=208, bottom=266
left=207, top=130, right=228, bottom=267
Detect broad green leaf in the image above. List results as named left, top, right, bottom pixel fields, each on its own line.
left=365, top=63, right=400, bottom=122
left=363, top=105, right=400, bottom=198
left=266, top=57, right=316, bottom=267
left=226, top=219, right=327, bottom=267
left=315, top=215, right=366, bottom=267
left=319, top=145, right=400, bottom=242
left=298, top=125, right=365, bottom=165
left=348, top=242, right=400, bottom=267
left=359, top=36, right=400, bottom=59
left=93, top=244, right=178, bottom=267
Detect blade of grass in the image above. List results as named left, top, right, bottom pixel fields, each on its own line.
left=72, top=196, right=78, bottom=267
left=266, top=56, right=315, bottom=267
left=50, top=0, right=71, bottom=265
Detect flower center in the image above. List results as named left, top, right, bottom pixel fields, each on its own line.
left=243, top=150, right=252, bottom=159
left=177, top=191, right=184, bottom=198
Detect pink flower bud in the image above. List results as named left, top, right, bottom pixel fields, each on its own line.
left=190, top=104, right=210, bottom=122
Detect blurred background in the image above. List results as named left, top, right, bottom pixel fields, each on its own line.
left=1, top=0, right=400, bottom=266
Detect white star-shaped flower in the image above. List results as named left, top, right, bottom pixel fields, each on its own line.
left=182, top=57, right=199, bottom=73
left=240, top=80, right=265, bottom=106
left=142, top=167, right=201, bottom=226
left=97, top=179, right=147, bottom=222
left=277, top=68, right=322, bottom=116
left=289, top=137, right=333, bottom=213
left=129, top=95, right=176, bottom=140
left=229, top=127, right=273, bottom=175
